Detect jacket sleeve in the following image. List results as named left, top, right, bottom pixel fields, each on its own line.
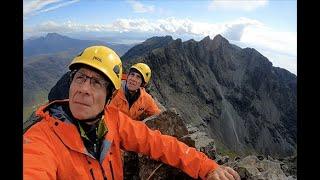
left=144, top=94, right=161, bottom=117
left=23, top=124, right=58, bottom=180
left=118, top=112, right=219, bottom=179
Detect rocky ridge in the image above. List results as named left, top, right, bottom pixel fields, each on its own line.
left=125, top=110, right=296, bottom=180
left=122, top=35, right=297, bottom=158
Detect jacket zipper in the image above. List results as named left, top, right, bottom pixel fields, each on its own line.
left=109, top=161, right=114, bottom=180
left=98, top=162, right=107, bottom=180
left=87, top=156, right=105, bottom=180
left=90, top=169, right=95, bottom=180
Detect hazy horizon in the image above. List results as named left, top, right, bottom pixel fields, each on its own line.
left=23, top=0, right=297, bottom=75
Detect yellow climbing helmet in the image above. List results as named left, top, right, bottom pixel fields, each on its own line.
left=69, top=46, right=123, bottom=90
left=130, top=63, right=151, bottom=85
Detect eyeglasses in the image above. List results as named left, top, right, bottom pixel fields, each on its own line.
left=72, top=71, right=109, bottom=90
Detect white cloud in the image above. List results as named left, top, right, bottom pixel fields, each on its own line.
left=24, top=21, right=110, bottom=38
left=126, top=0, right=155, bottom=13
left=241, top=27, right=296, bottom=57
left=209, top=0, right=268, bottom=11
left=38, top=0, right=79, bottom=13
left=24, top=0, right=61, bottom=16
left=24, top=16, right=263, bottom=39
left=24, top=17, right=296, bottom=74
left=260, top=50, right=297, bottom=75
left=239, top=27, right=297, bottom=75
left=220, top=17, right=263, bottom=41
left=111, top=19, right=151, bottom=32
left=23, top=0, right=79, bottom=17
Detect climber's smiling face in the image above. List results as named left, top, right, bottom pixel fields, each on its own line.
left=126, top=70, right=143, bottom=92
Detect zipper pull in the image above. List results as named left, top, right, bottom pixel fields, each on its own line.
left=94, top=126, right=98, bottom=154
left=94, top=143, right=97, bottom=153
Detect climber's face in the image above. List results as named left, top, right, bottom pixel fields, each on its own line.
left=69, top=67, right=108, bottom=120
left=126, top=71, right=143, bottom=91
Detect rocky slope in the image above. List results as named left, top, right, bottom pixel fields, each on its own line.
left=125, top=110, right=297, bottom=179
left=122, top=35, right=297, bottom=158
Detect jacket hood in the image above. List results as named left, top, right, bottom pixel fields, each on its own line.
left=36, top=99, right=76, bottom=123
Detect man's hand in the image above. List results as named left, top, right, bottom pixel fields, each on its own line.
left=207, top=165, right=240, bottom=180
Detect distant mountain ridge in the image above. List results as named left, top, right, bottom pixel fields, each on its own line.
left=23, top=33, right=133, bottom=57
left=24, top=33, right=99, bottom=57
left=122, top=35, right=297, bottom=158
left=23, top=50, right=74, bottom=121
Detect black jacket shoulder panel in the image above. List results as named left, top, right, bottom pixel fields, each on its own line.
left=23, top=111, right=42, bottom=134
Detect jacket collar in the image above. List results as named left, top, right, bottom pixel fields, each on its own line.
left=36, top=100, right=96, bottom=158
left=37, top=100, right=114, bottom=161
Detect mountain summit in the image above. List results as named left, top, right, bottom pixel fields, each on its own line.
left=23, top=33, right=105, bottom=57
left=45, top=32, right=70, bottom=40
left=123, top=34, right=296, bottom=157
left=121, top=35, right=173, bottom=62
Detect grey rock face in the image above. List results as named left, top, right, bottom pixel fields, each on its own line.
left=123, top=111, right=296, bottom=180
left=121, top=35, right=174, bottom=69
left=123, top=34, right=297, bottom=158
left=227, top=155, right=297, bottom=180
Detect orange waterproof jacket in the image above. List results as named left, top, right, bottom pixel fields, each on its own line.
left=24, top=100, right=219, bottom=180
left=109, top=84, right=161, bottom=120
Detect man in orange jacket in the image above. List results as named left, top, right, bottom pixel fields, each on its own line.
left=108, top=63, right=161, bottom=179
left=108, top=62, right=160, bottom=121
left=23, top=45, right=240, bottom=180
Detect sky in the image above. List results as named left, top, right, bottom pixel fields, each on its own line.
left=23, top=0, right=297, bottom=75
